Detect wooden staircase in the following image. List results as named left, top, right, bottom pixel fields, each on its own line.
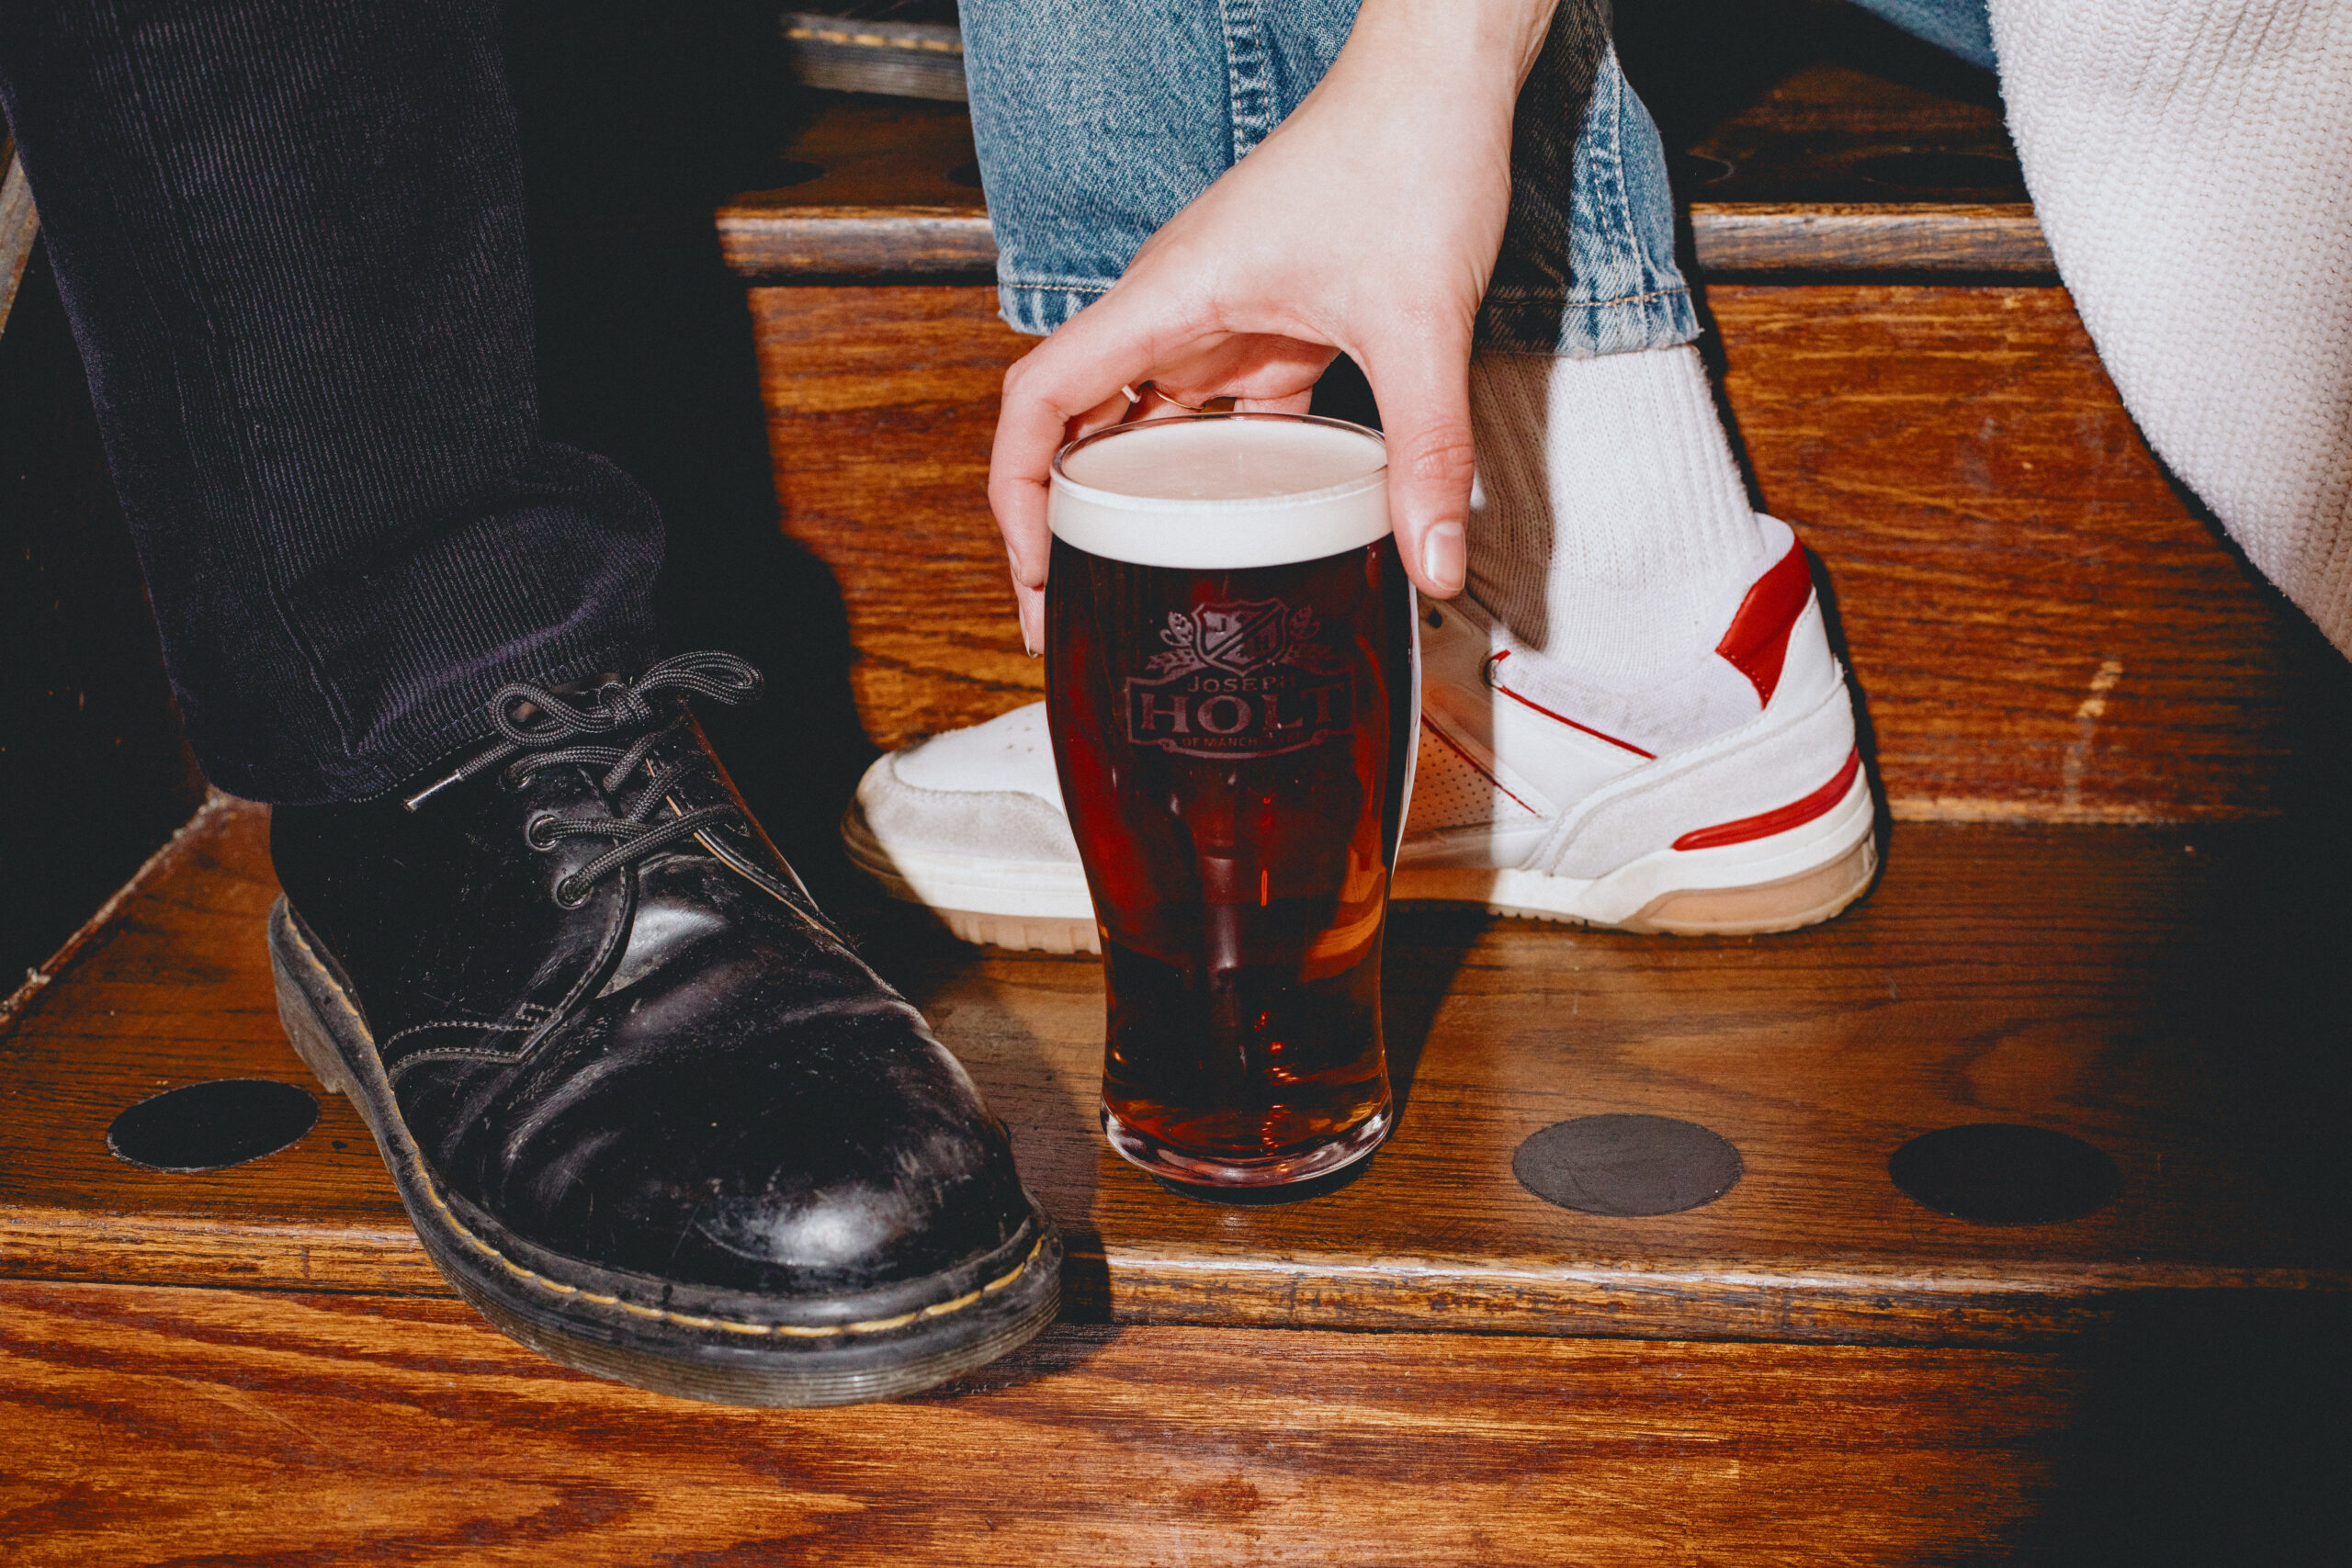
left=6, top=17, right=2349, bottom=1561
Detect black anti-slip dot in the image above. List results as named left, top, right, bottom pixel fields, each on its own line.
left=1513, top=1114, right=1744, bottom=1216
left=1890, top=1122, right=2120, bottom=1224
left=106, top=1079, right=319, bottom=1173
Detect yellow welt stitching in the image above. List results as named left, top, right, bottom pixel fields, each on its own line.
left=285, top=916, right=1046, bottom=1337
left=837, top=1308, right=923, bottom=1334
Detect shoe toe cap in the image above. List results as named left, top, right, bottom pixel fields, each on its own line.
left=426, top=971, right=1037, bottom=1297
left=684, top=1125, right=1021, bottom=1283
left=681, top=1015, right=1031, bottom=1288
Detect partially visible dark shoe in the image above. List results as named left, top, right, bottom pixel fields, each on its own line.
left=267, top=651, right=1060, bottom=1406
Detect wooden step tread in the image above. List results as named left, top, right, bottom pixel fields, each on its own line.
left=754, top=6, right=2051, bottom=276
left=15, top=1279, right=2338, bottom=1560
left=0, top=1280, right=2106, bottom=1561
left=723, top=94, right=2052, bottom=281
left=6, top=798, right=2347, bottom=1348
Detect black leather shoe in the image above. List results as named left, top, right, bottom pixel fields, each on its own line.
left=266, top=651, right=1060, bottom=1405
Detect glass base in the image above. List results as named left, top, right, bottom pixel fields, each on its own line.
left=1100, top=1100, right=1393, bottom=1190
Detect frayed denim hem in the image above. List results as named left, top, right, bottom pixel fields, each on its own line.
left=998, top=282, right=1103, bottom=337
left=1479, top=283, right=1700, bottom=358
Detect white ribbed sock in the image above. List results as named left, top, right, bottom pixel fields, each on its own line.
left=1466, top=345, right=1767, bottom=691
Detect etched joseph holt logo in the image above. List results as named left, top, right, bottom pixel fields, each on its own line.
left=1124, top=597, right=1356, bottom=759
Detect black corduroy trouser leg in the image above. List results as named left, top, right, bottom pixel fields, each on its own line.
left=0, top=0, right=665, bottom=804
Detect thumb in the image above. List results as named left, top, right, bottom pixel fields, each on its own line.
left=1358, top=313, right=1478, bottom=599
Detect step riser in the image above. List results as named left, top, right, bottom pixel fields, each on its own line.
left=750, top=282, right=2349, bottom=822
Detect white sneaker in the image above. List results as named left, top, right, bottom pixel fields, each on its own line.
left=844, top=517, right=1876, bottom=953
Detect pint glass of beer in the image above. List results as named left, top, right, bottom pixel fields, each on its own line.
left=1045, top=413, right=1417, bottom=1187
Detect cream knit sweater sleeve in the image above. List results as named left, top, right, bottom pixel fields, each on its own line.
left=1987, top=1, right=2352, bottom=653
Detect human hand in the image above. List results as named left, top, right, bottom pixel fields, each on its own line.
left=988, top=0, right=1559, bottom=652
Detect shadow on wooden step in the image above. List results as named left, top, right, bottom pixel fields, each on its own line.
left=2019, top=1292, right=2351, bottom=1564
left=508, top=0, right=887, bottom=902
left=0, top=247, right=207, bottom=987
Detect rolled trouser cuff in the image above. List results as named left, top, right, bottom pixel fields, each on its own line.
left=995, top=281, right=1107, bottom=339
left=1477, top=285, right=1701, bottom=359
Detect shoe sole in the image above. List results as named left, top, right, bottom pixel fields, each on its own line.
left=267, top=898, right=1062, bottom=1406
left=843, top=771, right=1877, bottom=952
left=1400, top=771, right=1879, bottom=935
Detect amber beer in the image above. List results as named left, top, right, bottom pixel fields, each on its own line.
left=1045, top=413, right=1416, bottom=1186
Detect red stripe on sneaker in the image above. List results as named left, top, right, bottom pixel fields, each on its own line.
left=1419, top=716, right=1540, bottom=816
left=1717, top=537, right=1815, bottom=705
left=1672, top=749, right=1862, bottom=852
left=1487, top=652, right=1656, bottom=759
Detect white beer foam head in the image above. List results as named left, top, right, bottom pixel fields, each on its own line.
left=1050, top=413, right=1389, bottom=569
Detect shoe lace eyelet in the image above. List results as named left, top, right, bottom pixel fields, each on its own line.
left=1424, top=608, right=1443, bottom=629
left=552, top=874, right=591, bottom=908
left=524, top=811, right=560, bottom=852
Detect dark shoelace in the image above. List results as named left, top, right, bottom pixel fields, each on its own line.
left=403, top=651, right=764, bottom=908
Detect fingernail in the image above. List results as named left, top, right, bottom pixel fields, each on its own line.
left=1022, top=626, right=1037, bottom=659
left=1421, top=522, right=1465, bottom=594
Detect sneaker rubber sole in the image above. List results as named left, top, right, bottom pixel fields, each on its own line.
left=842, top=767, right=1878, bottom=953
left=268, top=898, right=1063, bottom=1406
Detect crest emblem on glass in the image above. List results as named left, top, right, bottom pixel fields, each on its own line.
left=1044, top=413, right=1418, bottom=1188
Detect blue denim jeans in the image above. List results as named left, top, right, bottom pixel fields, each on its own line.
left=962, top=0, right=1996, bottom=357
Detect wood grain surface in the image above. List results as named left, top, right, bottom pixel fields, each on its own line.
left=1710, top=283, right=2352, bottom=820
left=718, top=204, right=996, bottom=279
left=7, top=796, right=2346, bottom=1346
left=718, top=199, right=2056, bottom=283
left=10, top=1280, right=2341, bottom=1564
left=0, top=1280, right=2088, bottom=1564
left=1690, top=203, right=2050, bottom=275
left=749, top=284, right=2352, bottom=819
left=715, top=103, right=989, bottom=278
left=750, top=285, right=1040, bottom=748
